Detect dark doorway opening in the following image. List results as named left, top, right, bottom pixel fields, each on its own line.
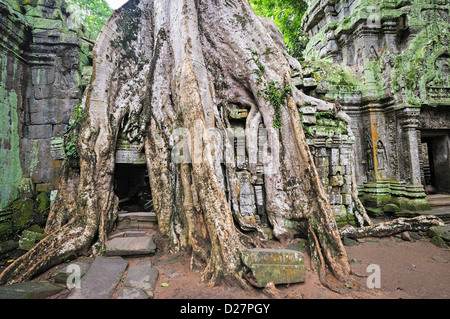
left=421, top=131, right=450, bottom=194
left=421, top=138, right=436, bottom=193
left=114, top=164, right=153, bottom=212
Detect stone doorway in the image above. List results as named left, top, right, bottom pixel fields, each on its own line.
left=420, top=131, right=450, bottom=195
left=114, top=164, right=153, bottom=212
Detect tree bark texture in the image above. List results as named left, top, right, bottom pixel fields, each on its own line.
left=0, top=0, right=439, bottom=289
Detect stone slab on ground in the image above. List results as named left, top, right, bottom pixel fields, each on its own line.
left=117, top=287, right=150, bottom=299
left=122, top=258, right=158, bottom=298
left=0, top=281, right=64, bottom=299
left=241, top=248, right=306, bottom=287
left=106, top=237, right=156, bottom=256
left=67, top=257, right=128, bottom=299
left=52, top=259, right=93, bottom=285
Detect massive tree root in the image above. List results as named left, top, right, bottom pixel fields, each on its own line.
left=0, top=0, right=442, bottom=290
left=340, top=215, right=444, bottom=239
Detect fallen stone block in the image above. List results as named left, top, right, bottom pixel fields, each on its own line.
left=0, top=281, right=64, bottom=299
left=428, top=225, right=450, bottom=242
left=241, top=248, right=306, bottom=287
left=18, top=230, right=46, bottom=251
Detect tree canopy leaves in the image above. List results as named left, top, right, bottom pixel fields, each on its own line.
left=65, top=0, right=113, bottom=40
left=249, top=0, right=309, bottom=60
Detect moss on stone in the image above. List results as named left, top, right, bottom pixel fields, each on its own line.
left=335, top=214, right=357, bottom=229
left=0, top=61, right=23, bottom=209
left=26, top=224, right=43, bottom=233
left=36, top=191, right=50, bottom=215
left=0, top=222, right=13, bottom=241
left=11, top=198, right=35, bottom=231
left=430, top=236, right=448, bottom=248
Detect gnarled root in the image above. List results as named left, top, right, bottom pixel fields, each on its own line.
left=0, top=219, right=91, bottom=285
left=340, top=215, right=445, bottom=239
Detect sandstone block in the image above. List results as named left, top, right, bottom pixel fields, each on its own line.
left=241, top=248, right=305, bottom=287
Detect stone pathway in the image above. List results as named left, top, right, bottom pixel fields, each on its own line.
left=68, top=211, right=160, bottom=299
left=67, top=256, right=129, bottom=299
left=0, top=211, right=160, bottom=299
left=1, top=206, right=449, bottom=299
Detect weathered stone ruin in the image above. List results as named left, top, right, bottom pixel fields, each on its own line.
left=0, top=0, right=93, bottom=239
left=0, top=0, right=449, bottom=246
left=301, top=0, right=450, bottom=216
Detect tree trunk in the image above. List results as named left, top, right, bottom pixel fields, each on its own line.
left=0, top=0, right=439, bottom=289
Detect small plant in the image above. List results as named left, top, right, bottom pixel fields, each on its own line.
left=259, top=80, right=291, bottom=129
left=64, top=134, right=79, bottom=158
left=247, top=49, right=265, bottom=84
left=64, top=103, right=85, bottom=159
left=246, top=49, right=288, bottom=128
left=246, top=47, right=274, bottom=84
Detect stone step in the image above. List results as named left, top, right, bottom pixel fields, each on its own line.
left=67, top=256, right=128, bottom=299
left=108, top=230, right=149, bottom=240
left=429, top=200, right=450, bottom=208
left=118, top=211, right=157, bottom=222
left=427, top=195, right=450, bottom=207
left=105, top=237, right=156, bottom=257
left=116, top=259, right=158, bottom=299
left=116, top=212, right=158, bottom=230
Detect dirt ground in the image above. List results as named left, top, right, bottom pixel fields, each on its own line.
left=149, top=233, right=449, bottom=300
left=2, top=229, right=449, bottom=300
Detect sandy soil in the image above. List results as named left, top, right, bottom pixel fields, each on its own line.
left=150, top=234, right=449, bottom=300
left=2, top=229, right=448, bottom=300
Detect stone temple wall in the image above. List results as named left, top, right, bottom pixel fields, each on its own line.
left=0, top=0, right=93, bottom=239
left=0, top=1, right=31, bottom=217
left=301, top=0, right=450, bottom=216
left=290, top=63, right=365, bottom=225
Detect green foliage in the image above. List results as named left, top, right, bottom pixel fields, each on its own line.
left=249, top=0, right=309, bottom=60
left=246, top=49, right=290, bottom=128
left=64, top=103, right=84, bottom=159
left=259, top=81, right=291, bottom=129
left=246, top=49, right=267, bottom=84
left=65, top=0, right=113, bottom=40
left=316, top=111, right=335, bottom=120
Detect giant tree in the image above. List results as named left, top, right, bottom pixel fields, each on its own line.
left=0, top=0, right=443, bottom=291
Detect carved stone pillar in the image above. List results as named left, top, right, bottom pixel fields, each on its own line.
left=399, top=108, right=425, bottom=188
left=397, top=107, right=429, bottom=210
